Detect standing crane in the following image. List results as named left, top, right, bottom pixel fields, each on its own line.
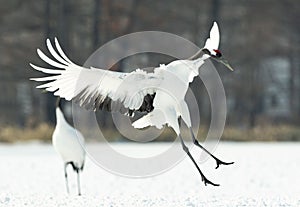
left=30, top=22, right=233, bottom=186
left=53, top=98, right=85, bottom=195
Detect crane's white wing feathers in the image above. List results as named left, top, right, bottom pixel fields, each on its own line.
left=30, top=39, right=161, bottom=114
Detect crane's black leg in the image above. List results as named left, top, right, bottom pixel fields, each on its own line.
left=189, top=128, right=234, bottom=169
left=64, top=163, right=70, bottom=194
left=178, top=133, right=219, bottom=186
left=76, top=169, right=81, bottom=196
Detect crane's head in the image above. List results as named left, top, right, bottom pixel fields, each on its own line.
left=202, top=48, right=234, bottom=71
left=202, top=22, right=234, bottom=71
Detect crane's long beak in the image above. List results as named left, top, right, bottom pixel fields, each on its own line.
left=215, top=57, right=234, bottom=71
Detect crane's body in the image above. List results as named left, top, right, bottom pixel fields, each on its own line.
left=132, top=59, right=206, bottom=134
left=31, top=22, right=234, bottom=186
left=53, top=107, right=85, bottom=169
left=53, top=99, right=85, bottom=195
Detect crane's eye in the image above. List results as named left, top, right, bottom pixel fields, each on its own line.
left=213, top=49, right=222, bottom=58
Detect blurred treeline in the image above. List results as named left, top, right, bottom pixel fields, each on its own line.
left=0, top=0, right=299, bottom=141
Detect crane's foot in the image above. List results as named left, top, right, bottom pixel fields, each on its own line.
left=201, top=174, right=220, bottom=186
left=215, top=159, right=234, bottom=169
left=192, top=139, right=234, bottom=169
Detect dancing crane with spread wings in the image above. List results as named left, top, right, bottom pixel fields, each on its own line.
left=30, top=22, right=234, bottom=186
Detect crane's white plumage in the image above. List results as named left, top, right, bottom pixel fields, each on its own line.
left=31, top=46, right=161, bottom=111
left=53, top=107, right=85, bottom=168
left=31, top=22, right=234, bottom=187
left=53, top=104, right=85, bottom=195
left=30, top=37, right=213, bottom=134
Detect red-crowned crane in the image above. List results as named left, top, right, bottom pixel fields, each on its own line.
left=53, top=98, right=85, bottom=195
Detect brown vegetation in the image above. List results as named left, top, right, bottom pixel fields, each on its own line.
left=1, top=124, right=299, bottom=143
left=0, top=123, right=54, bottom=143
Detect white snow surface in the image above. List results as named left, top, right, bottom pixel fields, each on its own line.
left=0, top=142, right=299, bottom=207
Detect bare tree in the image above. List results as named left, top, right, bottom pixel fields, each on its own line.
left=93, top=0, right=101, bottom=49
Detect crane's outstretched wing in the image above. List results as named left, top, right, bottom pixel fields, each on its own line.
left=204, top=22, right=220, bottom=50
left=30, top=38, right=160, bottom=115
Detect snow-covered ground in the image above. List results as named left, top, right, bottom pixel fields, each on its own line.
left=0, top=142, right=299, bottom=207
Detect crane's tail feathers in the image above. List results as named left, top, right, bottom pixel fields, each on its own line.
left=132, top=114, right=153, bottom=129
left=132, top=111, right=164, bottom=130
left=132, top=109, right=181, bottom=135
